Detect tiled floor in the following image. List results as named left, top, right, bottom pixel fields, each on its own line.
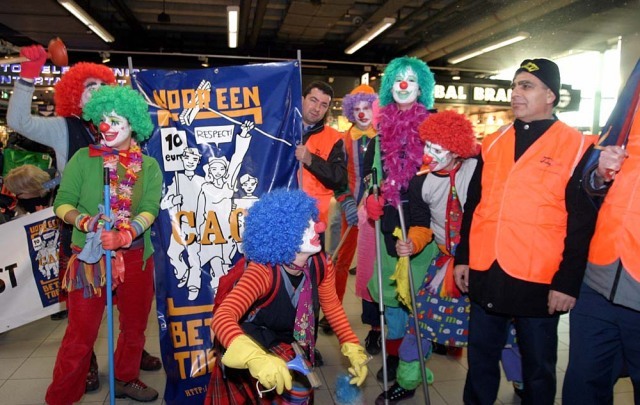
left=0, top=274, right=635, bottom=404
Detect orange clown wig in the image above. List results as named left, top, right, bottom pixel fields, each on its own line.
left=54, top=62, right=116, bottom=118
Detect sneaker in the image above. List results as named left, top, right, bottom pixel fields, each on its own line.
left=375, top=383, right=416, bottom=405
left=314, top=348, right=324, bottom=367
left=376, top=354, right=399, bottom=383
left=115, top=378, right=158, bottom=402
left=85, top=351, right=100, bottom=393
left=365, top=329, right=382, bottom=355
left=140, top=350, right=162, bottom=371
left=318, top=317, right=333, bottom=335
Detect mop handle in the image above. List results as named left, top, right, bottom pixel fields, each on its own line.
left=104, top=168, right=116, bottom=405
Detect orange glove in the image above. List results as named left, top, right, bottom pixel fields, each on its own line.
left=101, top=229, right=133, bottom=250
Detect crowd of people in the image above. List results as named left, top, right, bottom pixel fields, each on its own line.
left=3, top=41, right=639, bottom=405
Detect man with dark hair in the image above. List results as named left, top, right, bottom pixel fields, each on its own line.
left=295, top=81, right=349, bottom=229
left=454, top=58, right=599, bottom=404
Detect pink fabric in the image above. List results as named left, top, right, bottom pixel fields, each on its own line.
left=45, top=247, right=154, bottom=405
left=355, top=205, right=375, bottom=301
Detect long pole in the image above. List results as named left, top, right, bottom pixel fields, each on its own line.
left=104, top=168, right=115, bottom=405
left=372, top=168, right=389, bottom=405
left=396, top=203, right=430, bottom=404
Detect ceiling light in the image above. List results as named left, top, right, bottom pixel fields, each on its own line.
left=100, top=51, right=110, bottom=64
left=199, top=56, right=209, bottom=68
left=158, top=0, right=170, bottom=23
left=448, top=32, right=530, bottom=65
left=227, top=6, right=239, bottom=49
left=57, top=0, right=114, bottom=43
left=345, top=17, right=396, bottom=55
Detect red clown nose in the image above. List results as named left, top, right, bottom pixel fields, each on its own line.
left=399, top=81, right=408, bottom=90
left=422, top=154, right=433, bottom=165
left=358, top=112, right=365, bottom=119
left=314, top=221, right=326, bottom=234
left=99, top=122, right=110, bottom=133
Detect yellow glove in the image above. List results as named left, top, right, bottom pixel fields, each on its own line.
left=341, top=342, right=369, bottom=386
left=222, top=335, right=292, bottom=394
left=390, top=227, right=412, bottom=307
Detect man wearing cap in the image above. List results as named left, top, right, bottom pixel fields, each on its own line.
left=453, top=58, right=598, bottom=404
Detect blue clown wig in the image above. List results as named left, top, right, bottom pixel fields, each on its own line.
left=379, top=56, right=435, bottom=108
left=82, top=85, right=154, bottom=142
left=243, top=189, right=319, bottom=265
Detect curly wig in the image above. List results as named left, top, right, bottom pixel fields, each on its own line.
left=379, top=56, right=435, bottom=108
left=54, top=63, right=116, bottom=117
left=342, top=84, right=378, bottom=123
left=242, top=189, right=319, bottom=265
left=82, top=86, right=154, bottom=142
left=418, top=110, right=480, bottom=158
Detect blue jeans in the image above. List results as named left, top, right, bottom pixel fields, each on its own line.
left=563, top=283, right=640, bottom=405
left=464, top=301, right=559, bottom=405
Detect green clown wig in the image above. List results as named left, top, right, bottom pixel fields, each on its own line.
left=379, top=56, right=435, bottom=108
left=242, top=189, right=319, bottom=265
left=82, top=86, right=154, bottom=142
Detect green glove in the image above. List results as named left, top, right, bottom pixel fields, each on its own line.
left=341, top=342, right=369, bottom=386
left=222, top=335, right=292, bottom=394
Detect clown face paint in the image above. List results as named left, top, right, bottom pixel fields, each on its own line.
left=100, top=112, right=132, bottom=150
left=392, top=67, right=420, bottom=107
left=299, top=219, right=323, bottom=254
left=424, top=141, right=456, bottom=172
left=353, top=100, right=373, bottom=130
left=80, top=78, right=106, bottom=109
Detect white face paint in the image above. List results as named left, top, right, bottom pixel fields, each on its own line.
left=424, top=141, right=456, bottom=172
left=392, top=67, right=420, bottom=106
left=298, top=219, right=322, bottom=254
left=353, top=100, right=373, bottom=130
left=100, top=112, right=132, bottom=150
left=80, top=78, right=106, bottom=109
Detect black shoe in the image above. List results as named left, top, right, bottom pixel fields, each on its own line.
left=513, top=381, right=524, bottom=399
left=314, top=348, right=324, bottom=367
left=365, top=329, right=382, bottom=355
left=432, top=341, right=447, bottom=355
left=376, top=354, right=399, bottom=383
left=50, top=310, right=68, bottom=321
left=318, top=316, right=333, bottom=335
left=375, top=383, right=416, bottom=405
left=349, top=267, right=357, bottom=275
left=85, top=351, right=100, bottom=393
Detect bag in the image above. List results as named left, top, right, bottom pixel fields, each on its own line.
left=3, top=148, right=53, bottom=177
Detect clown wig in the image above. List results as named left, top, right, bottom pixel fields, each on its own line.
left=82, top=86, right=154, bottom=142
left=342, top=84, right=378, bottom=123
left=379, top=56, right=435, bottom=108
left=54, top=62, right=116, bottom=118
left=243, top=189, right=319, bottom=265
left=419, top=110, right=480, bottom=158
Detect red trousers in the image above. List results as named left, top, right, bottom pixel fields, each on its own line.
left=334, top=215, right=359, bottom=303
left=45, top=247, right=154, bottom=405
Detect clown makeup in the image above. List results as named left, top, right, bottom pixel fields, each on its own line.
left=100, top=111, right=132, bottom=150
left=80, top=78, right=106, bottom=109
left=392, top=67, right=420, bottom=108
left=299, top=219, right=323, bottom=254
left=353, top=100, right=373, bottom=130
left=424, top=141, right=456, bottom=172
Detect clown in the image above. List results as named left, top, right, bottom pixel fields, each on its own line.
left=47, top=85, right=162, bottom=404
left=376, top=110, right=480, bottom=403
left=8, top=47, right=162, bottom=389
left=208, top=189, right=368, bottom=405
left=364, top=56, right=438, bottom=384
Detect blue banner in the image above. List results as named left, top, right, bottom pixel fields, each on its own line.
left=134, top=61, right=302, bottom=404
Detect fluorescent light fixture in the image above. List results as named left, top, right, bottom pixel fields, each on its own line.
left=227, top=6, right=239, bottom=49
left=57, top=0, right=114, bottom=43
left=345, top=17, right=396, bottom=55
left=199, top=56, right=209, bottom=67
left=100, top=51, right=110, bottom=63
left=448, top=32, right=530, bottom=64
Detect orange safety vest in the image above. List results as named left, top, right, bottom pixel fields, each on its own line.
left=300, top=125, right=343, bottom=225
left=589, top=108, right=640, bottom=281
left=469, top=122, right=595, bottom=284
